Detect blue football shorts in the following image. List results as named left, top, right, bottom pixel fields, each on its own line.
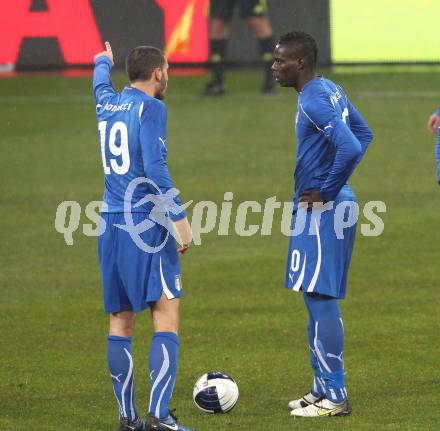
left=98, top=213, right=183, bottom=314
left=285, top=196, right=358, bottom=299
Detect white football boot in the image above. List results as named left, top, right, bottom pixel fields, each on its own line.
left=290, top=397, right=351, bottom=417
left=288, top=391, right=322, bottom=410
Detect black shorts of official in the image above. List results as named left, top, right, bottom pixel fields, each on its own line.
left=210, top=0, right=269, bottom=21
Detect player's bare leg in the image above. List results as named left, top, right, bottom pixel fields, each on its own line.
left=203, top=18, right=230, bottom=96
left=107, top=311, right=144, bottom=430
left=145, top=294, right=192, bottom=431
left=109, top=311, right=136, bottom=337
left=151, top=293, right=180, bottom=334
left=248, top=16, right=276, bottom=94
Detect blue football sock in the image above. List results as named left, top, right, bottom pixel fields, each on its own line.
left=306, top=320, right=326, bottom=397
left=107, top=335, right=138, bottom=420
left=304, top=299, right=326, bottom=398
left=148, top=332, right=179, bottom=419
left=304, top=294, right=347, bottom=403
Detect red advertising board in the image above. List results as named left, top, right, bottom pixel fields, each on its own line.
left=157, top=0, right=209, bottom=63
left=0, top=0, right=209, bottom=68
left=0, top=0, right=102, bottom=66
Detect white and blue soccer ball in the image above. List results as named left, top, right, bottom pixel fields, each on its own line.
left=193, top=371, right=239, bottom=413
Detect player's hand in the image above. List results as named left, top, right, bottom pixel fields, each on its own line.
left=173, top=218, right=192, bottom=256
left=427, top=113, right=440, bottom=134
left=178, top=244, right=190, bottom=256
left=299, top=189, right=326, bottom=210
left=94, top=41, right=114, bottom=65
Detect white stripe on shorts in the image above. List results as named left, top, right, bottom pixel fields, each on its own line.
left=160, top=257, right=175, bottom=300
left=307, top=218, right=322, bottom=293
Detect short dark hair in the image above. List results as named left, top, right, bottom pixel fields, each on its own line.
left=278, top=31, right=318, bottom=69
left=126, top=46, right=165, bottom=83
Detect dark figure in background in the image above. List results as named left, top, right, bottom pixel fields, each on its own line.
left=203, top=0, right=276, bottom=96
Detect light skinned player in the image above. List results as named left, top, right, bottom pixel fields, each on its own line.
left=272, top=32, right=373, bottom=417
left=427, top=108, right=440, bottom=183
left=93, top=41, right=193, bottom=431
left=427, top=108, right=440, bottom=133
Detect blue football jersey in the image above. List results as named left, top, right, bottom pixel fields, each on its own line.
left=93, top=56, right=185, bottom=220
left=293, top=76, right=373, bottom=208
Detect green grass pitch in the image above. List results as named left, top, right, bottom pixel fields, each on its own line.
left=1, top=68, right=440, bottom=430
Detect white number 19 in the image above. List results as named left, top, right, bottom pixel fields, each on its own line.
left=98, top=121, right=130, bottom=175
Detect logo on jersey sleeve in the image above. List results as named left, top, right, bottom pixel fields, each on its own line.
left=329, top=90, right=342, bottom=107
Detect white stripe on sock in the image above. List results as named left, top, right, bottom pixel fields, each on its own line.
left=113, top=387, right=123, bottom=418
left=130, top=375, right=135, bottom=420
left=318, top=377, right=326, bottom=393
left=149, top=344, right=170, bottom=412
left=314, top=322, right=332, bottom=373
left=121, top=348, right=134, bottom=419
left=155, top=375, right=172, bottom=418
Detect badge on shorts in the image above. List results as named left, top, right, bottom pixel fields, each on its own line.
left=175, top=274, right=182, bottom=291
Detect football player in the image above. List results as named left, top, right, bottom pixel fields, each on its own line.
left=272, top=31, right=373, bottom=417
left=427, top=108, right=440, bottom=184
left=94, top=42, right=193, bottom=431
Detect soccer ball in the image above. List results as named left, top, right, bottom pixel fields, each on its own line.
left=193, top=371, right=239, bottom=413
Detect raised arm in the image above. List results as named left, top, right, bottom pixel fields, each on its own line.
left=93, top=41, right=116, bottom=104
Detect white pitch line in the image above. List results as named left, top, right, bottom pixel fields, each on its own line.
left=0, top=91, right=440, bottom=104
left=0, top=95, right=92, bottom=103
left=354, top=91, right=440, bottom=99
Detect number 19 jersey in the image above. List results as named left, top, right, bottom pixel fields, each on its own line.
left=93, top=56, right=185, bottom=220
